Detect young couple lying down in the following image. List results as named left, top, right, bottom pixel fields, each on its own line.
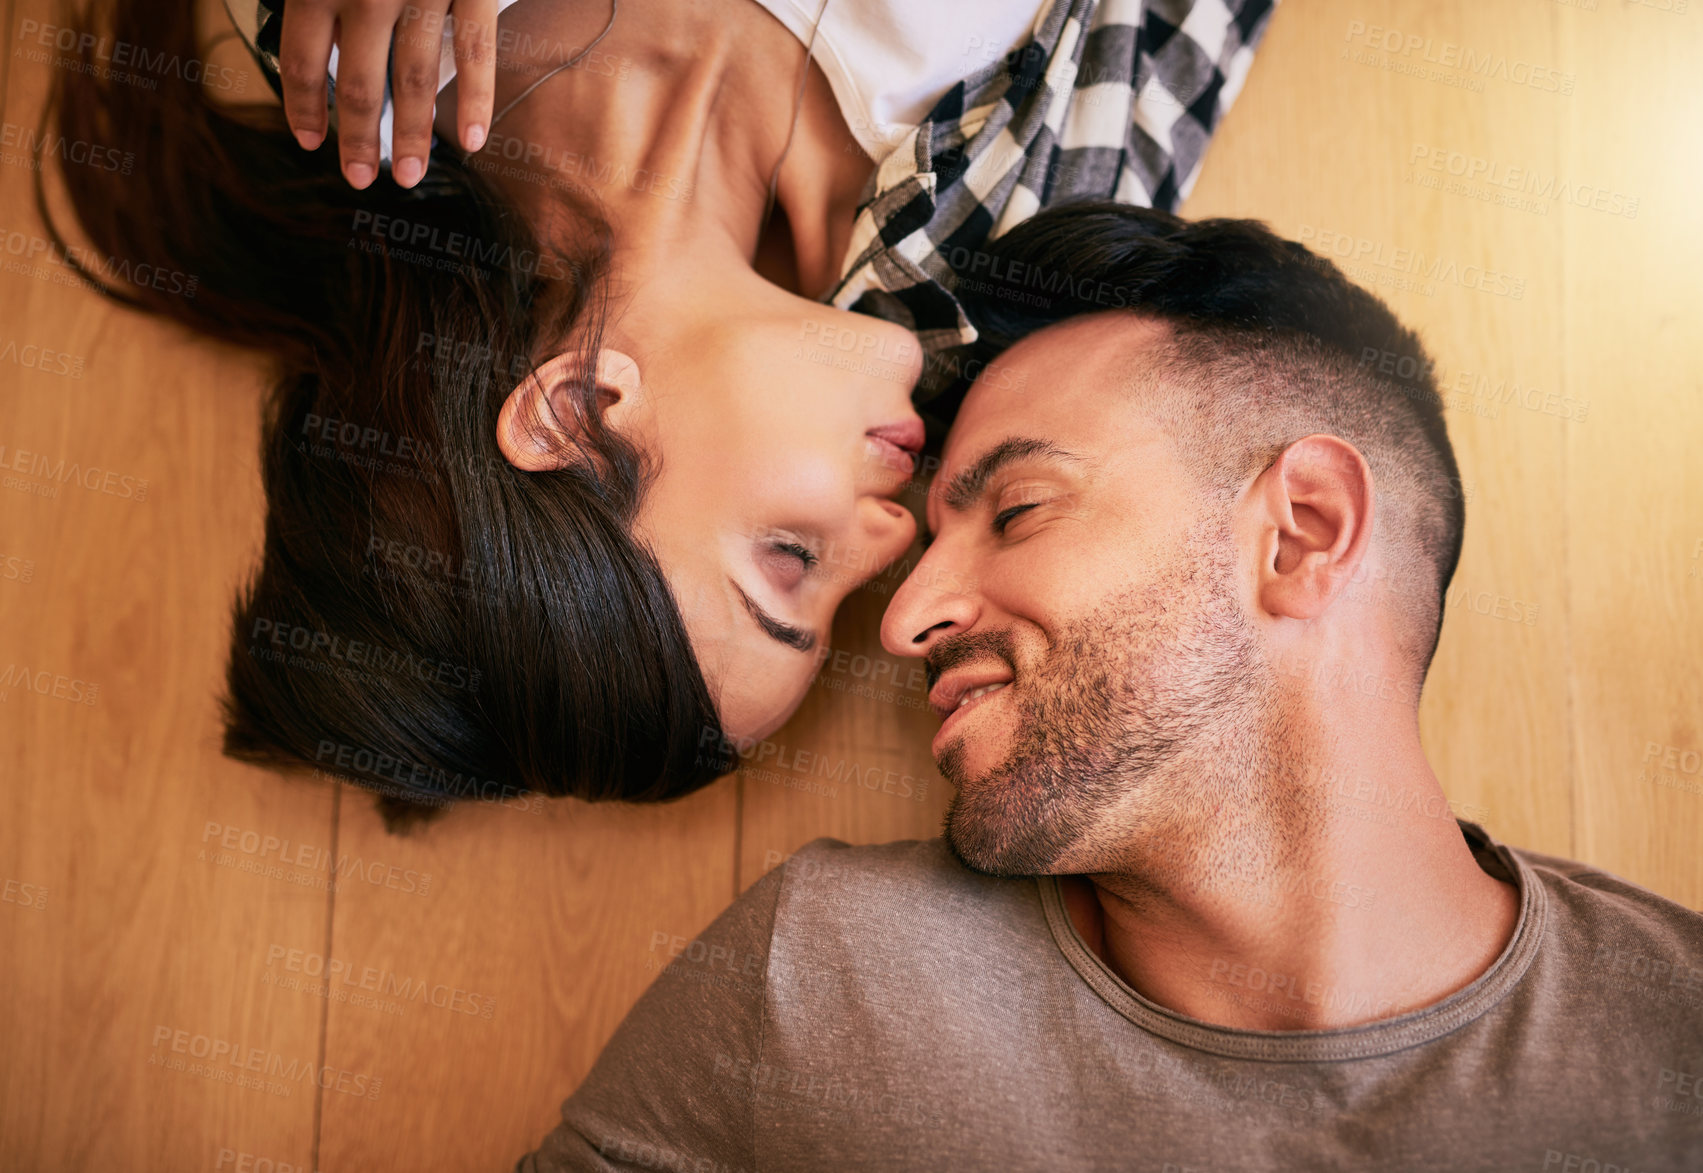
left=49, top=0, right=1702, bottom=1168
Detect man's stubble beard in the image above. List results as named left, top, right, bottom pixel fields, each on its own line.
left=938, top=523, right=1271, bottom=877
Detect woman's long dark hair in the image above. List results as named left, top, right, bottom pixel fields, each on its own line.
left=42, top=0, right=731, bottom=819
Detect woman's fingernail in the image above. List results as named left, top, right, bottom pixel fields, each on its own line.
left=464, top=123, right=486, bottom=152
left=346, top=162, right=375, bottom=189
left=294, top=128, right=323, bottom=151
left=393, top=156, right=424, bottom=187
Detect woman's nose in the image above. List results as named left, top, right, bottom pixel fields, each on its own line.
left=853, top=497, right=916, bottom=584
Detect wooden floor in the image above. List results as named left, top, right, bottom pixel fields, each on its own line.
left=2, top=0, right=1700, bottom=1169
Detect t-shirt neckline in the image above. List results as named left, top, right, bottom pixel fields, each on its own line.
left=1034, top=820, right=1548, bottom=1062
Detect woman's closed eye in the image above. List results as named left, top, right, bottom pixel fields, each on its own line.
left=739, top=534, right=822, bottom=653
left=757, top=535, right=819, bottom=590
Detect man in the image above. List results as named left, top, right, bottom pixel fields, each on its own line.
left=518, top=204, right=1703, bottom=1172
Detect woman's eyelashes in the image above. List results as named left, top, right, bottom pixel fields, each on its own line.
left=757, top=534, right=820, bottom=590
left=772, top=539, right=819, bottom=569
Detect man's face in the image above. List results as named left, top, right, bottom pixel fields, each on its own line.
left=880, top=314, right=1267, bottom=876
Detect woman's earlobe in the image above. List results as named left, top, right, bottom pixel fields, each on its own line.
left=495, top=349, right=645, bottom=472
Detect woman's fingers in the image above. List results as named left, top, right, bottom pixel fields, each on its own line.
left=331, top=4, right=399, bottom=189
left=278, top=0, right=338, bottom=151
left=390, top=2, right=453, bottom=187
left=451, top=0, right=499, bottom=153
left=279, top=0, right=503, bottom=187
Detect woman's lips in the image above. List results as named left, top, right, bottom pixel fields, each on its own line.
left=866, top=419, right=926, bottom=473
left=868, top=418, right=925, bottom=450
left=866, top=434, right=918, bottom=473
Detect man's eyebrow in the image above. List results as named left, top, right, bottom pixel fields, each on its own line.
left=730, top=581, right=818, bottom=653
left=940, top=438, right=1080, bottom=512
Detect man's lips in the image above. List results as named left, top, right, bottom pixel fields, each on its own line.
left=930, top=672, right=1014, bottom=757
left=928, top=669, right=1016, bottom=721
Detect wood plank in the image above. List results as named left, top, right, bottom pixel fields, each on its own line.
left=316, top=781, right=738, bottom=1171
left=1557, top=3, right=1703, bottom=907
left=0, top=1, right=331, bottom=1167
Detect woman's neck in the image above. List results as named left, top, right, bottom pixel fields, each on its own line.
left=443, top=0, right=872, bottom=298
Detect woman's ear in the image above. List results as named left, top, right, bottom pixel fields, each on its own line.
left=496, top=349, right=646, bottom=472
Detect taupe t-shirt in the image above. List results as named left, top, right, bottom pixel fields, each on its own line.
left=518, top=823, right=1703, bottom=1172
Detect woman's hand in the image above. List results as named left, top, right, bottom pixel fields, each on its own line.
left=279, top=0, right=498, bottom=190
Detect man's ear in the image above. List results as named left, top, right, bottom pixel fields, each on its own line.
left=496, top=349, right=645, bottom=472
left=1250, top=434, right=1375, bottom=620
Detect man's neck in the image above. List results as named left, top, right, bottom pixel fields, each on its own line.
left=452, top=0, right=872, bottom=299
left=1060, top=715, right=1520, bottom=1031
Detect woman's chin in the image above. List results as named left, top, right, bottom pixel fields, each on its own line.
left=715, top=687, right=809, bottom=750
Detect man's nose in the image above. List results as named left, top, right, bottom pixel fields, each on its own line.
left=881, top=546, right=978, bottom=657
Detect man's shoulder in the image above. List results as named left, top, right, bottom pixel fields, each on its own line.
left=1510, top=842, right=1703, bottom=974
left=774, top=835, right=960, bottom=880
left=762, top=836, right=1045, bottom=954
left=770, top=835, right=1023, bottom=903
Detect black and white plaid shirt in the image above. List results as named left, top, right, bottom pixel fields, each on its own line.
left=828, top=0, right=1278, bottom=419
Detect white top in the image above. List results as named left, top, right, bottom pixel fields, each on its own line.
left=329, top=0, right=1047, bottom=163
left=743, top=0, right=1045, bottom=157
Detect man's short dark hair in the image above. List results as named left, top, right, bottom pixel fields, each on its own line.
left=952, top=200, right=1464, bottom=678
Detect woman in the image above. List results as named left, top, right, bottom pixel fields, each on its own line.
left=44, top=0, right=1272, bottom=815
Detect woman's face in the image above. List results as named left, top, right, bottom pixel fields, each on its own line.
left=620, top=269, right=926, bottom=742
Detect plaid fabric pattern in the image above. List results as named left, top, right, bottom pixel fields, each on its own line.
left=828, top=0, right=1278, bottom=414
